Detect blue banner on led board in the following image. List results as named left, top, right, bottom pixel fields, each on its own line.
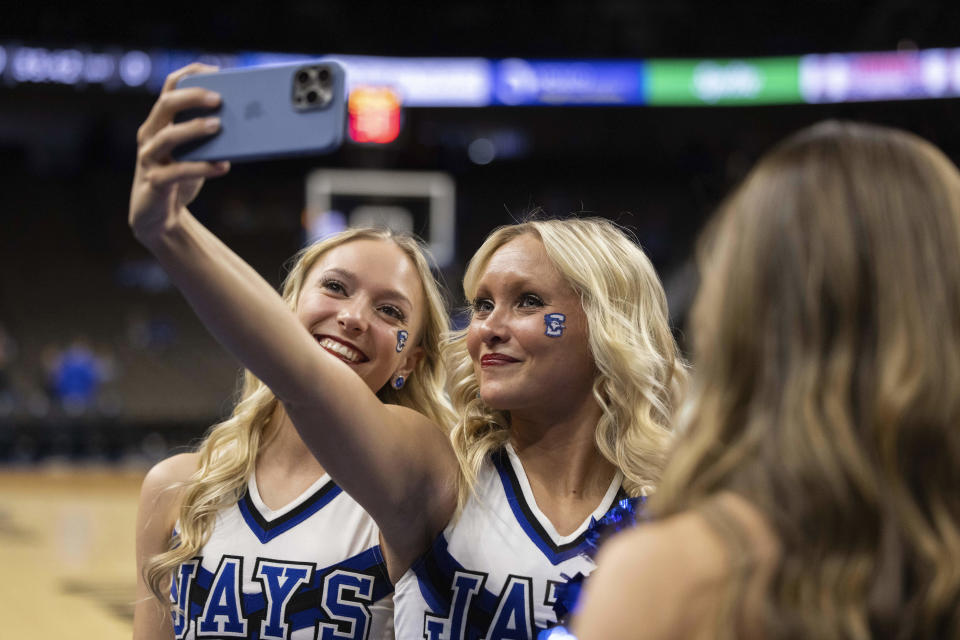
left=492, top=58, right=646, bottom=105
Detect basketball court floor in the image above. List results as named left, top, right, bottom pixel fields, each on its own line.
left=0, top=468, right=144, bottom=638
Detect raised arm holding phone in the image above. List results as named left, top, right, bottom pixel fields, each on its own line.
left=131, top=63, right=458, bottom=640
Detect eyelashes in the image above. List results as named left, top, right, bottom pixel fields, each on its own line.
left=471, top=293, right=545, bottom=315
left=322, top=278, right=346, bottom=294
left=518, top=293, right=544, bottom=308
left=321, top=278, right=407, bottom=323
left=472, top=298, right=494, bottom=314
left=379, top=305, right=406, bottom=322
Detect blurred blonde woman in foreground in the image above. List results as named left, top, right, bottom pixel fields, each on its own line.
left=575, top=121, right=960, bottom=639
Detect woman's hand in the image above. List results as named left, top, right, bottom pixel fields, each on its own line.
left=129, top=63, right=231, bottom=243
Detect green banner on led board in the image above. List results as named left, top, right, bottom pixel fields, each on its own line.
left=646, top=57, right=802, bottom=105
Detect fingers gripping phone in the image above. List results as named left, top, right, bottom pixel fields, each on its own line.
left=173, top=61, right=346, bottom=162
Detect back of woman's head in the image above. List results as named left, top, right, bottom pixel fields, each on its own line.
left=447, top=216, right=684, bottom=502
left=654, top=121, right=960, bottom=637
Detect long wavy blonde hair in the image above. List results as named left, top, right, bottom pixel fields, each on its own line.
left=444, top=217, right=686, bottom=507
left=146, top=227, right=455, bottom=602
left=651, top=121, right=960, bottom=638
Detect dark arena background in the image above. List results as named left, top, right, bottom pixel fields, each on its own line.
left=1, top=2, right=958, bottom=636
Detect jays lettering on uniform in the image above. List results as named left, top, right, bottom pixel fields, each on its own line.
left=393, top=445, right=625, bottom=640
left=170, top=474, right=394, bottom=640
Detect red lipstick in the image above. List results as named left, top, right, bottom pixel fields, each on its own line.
left=480, top=353, right=520, bottom=367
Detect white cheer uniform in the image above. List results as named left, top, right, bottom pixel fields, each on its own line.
left=394, top=444, right=623, bottom=640
left=170, top=473, right=394, bottom=640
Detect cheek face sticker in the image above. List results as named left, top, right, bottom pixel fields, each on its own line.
left=396, top=330, right=409, bottom=352
left=544, top=313, right=566, bottom=338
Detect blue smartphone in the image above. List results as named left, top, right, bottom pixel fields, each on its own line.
left=173, top=61, right=346, bottom=162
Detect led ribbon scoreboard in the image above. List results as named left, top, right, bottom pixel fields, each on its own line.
left=4, top=44, right=960, bottom=107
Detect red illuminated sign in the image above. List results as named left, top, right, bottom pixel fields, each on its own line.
left=348, top=87, right=402, bottom=144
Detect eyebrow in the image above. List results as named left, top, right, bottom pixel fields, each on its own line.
left=474, top=274, right=540, bottom=295
left=320, top=267, right=414, bottom=308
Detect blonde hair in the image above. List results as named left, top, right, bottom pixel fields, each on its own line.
left=652, top=121, right=960, bottom=638
left=146, top=227, right=455, bottom=602
left=444, top=217, right=685, bottom=508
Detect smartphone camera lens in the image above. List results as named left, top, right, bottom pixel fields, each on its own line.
left=292, top=65, right=333, bottom=111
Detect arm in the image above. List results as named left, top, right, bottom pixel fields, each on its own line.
left=129, top=65, right=458, bottom=570
left=133, top=454, right=197, bottom=640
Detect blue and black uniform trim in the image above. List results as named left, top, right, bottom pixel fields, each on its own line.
left=237, top=479, right=341, bottom=543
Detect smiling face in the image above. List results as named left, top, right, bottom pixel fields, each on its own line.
left=295, top=238, right=426, bottom=393
left=465, top=233, right=596, bottom=418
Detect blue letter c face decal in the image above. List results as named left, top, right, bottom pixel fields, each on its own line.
left=396, top=330, right=408, bottom=352
left=544, top=313, right=566, bottom=338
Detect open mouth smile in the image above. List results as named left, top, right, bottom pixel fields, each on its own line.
left=315, top=336, right=369, bottom=364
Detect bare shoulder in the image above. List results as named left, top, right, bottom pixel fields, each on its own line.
left=134, top=453, right=199, bottom=639
left=601, top=506, right=731, bottom=595
left=135, top=453, right=199, bottom=573
left=598, top=492, right=776, bottom=586
left=138, top=452, right=200, bottom=523
left=141, top=452, right=199, bottom=495
left=573, top=510, right=722, bottom=640
left=574, top=494, right=778, bottom=640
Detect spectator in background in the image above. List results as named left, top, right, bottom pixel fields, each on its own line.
left=574, top=121, right=960, bottom=639
left=44, top=336, right=114, bottom=416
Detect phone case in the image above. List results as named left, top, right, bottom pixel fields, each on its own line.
left=173, top=61, right=346, bottom=162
